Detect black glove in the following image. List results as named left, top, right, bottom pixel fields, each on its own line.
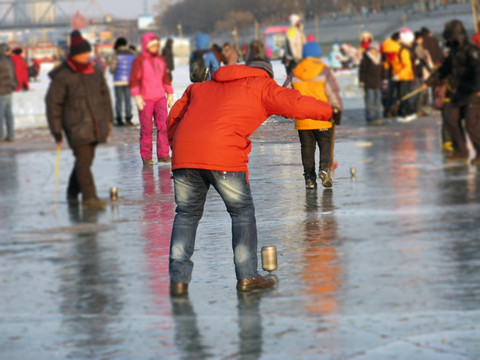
left=332, top=107, right=342, bottom=125
left=54, top=133, right=62, bottom=143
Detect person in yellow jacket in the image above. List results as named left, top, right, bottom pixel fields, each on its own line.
left=382, top=33, right=401, bottom=117
left=284, top=41, right=343, bottom=189
left=392, top=28, right=417, bottom=123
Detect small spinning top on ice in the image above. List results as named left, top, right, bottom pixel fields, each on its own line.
left=110, top=187, right=118, bottom=201
left=261, top=246, right=277, bottom=272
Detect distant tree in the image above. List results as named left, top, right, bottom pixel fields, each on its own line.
left=215, top=11, right=254, bottom=32
left=156, top=0, right=422, bottom=34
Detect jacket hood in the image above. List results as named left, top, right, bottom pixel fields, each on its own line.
left=382, top=38, right=400, bottom=53
left=141, top=32, right=159, bottom=54
left=195, top=33, right=210, bottom=50
left=443, top=19, right=467, bottom=48
left=48, top=62, right=66, bottom=79
left=292, top=58, right=325, bottom=81
left=366, top=50, right=382, bottom=65
left=211, top=65, right=270, bottom=83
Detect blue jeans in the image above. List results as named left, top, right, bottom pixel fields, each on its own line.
left=0, top=94, right=14, bottom=140
left=114, top=85, right=132, bottom=119
left=169, top=169, right=258, bottom=283
left=364, top=88, right=383, bottom=123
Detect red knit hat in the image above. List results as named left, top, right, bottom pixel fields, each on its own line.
left=69, top=30, right=92, bottom=56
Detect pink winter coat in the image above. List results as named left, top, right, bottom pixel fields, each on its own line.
left=129, top=32, right=173, bottom=100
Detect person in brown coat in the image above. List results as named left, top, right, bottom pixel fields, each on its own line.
left=46, top=30, right=113, bottom=210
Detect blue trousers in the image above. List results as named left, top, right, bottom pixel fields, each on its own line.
left=0, top=94, right=14, bottom=140
left=169, top=169, right=258, bottom=283
left=364, top=88, right=383, bottom=123
left=114, top=85, right=132, bottom=120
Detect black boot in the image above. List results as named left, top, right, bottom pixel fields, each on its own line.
left=125, top=116, right=134, bottom=127
left=116, top=117, right=125, bottom=126
left=304, top=175, right=317, bottom=189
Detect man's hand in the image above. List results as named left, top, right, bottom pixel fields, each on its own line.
left=167, top=94, right=174, bottom=108
left=134, top=95, right=145, bottom=111
left=423, top=83, right=429, bottom=91
left=332, top=106, right=342, bottom=125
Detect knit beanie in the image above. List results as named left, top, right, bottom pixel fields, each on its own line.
left=114, top=37, right=127, bottom=50
left=399, top=28, right=414, bottom=45
left=246, top=59, right=274, bottom=79
left=69, top=30, right=92, bottom=56
left=289, top=14, right=301, bottom=26
left=302, top=42, right=322, bottom=58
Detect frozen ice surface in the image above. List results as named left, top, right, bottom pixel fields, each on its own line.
left=1, top=61, right=480, bottom=359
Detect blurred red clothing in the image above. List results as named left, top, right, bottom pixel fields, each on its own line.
left=11, top=54, right=29, bottom=91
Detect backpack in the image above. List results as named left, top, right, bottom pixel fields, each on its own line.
left=189, top=50, right=209, bottom=82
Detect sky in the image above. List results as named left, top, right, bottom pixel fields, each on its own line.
left=60, top=0, right=152, bottom=20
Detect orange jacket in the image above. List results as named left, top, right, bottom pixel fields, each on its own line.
left=167, top=65, right=332, bottom=173
left=291, top=58, right=343, bottom=130
left=392, top=46, right=415, bottom=81
left=382, top=37, right=400, bottom=71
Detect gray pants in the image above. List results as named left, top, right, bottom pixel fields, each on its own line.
left=0, top=94, right=14, bottom=140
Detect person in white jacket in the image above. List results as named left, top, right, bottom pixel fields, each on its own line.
left=282, top=13, right=306, bottom=74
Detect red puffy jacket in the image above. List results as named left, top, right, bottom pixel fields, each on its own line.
left=167, top=65, right=332, bottom=174
left=11, top=54, right=29, bottom=91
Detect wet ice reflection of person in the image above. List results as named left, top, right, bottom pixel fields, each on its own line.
left=302, top=189, right=341, bottom=317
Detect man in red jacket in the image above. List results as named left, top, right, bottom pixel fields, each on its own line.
left=167, top=60, right=333, bottom=296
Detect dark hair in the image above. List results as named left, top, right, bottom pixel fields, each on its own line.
left=247, top=40, right=267, bottom=62
left=420, top=27, right=430, bottom=37
left=391, top=32, right=400, bottom=41
left=415, top=31, right=422, bottom=40
left=114, top=37, right=127, bottom=50
left=12, top=48, right=23, bottom=55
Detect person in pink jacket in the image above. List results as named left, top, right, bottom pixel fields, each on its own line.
left=129, top=32, right=174, bottom=166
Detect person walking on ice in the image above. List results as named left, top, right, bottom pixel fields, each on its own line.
left=167, top=59, right=333, bottom=296
left=284, top=41, right=343, bottom=189
left=46, top=30, right=114, bottom=210
left=129, top=32, right=174, bottom=166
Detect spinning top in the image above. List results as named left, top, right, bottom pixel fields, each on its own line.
left=261, top=246, right=277, bottom=272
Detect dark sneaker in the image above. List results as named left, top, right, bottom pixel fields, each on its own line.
left=305, top=176, right=317, bottom=189
left=367, top=119, right=384, bottom=126
left=143, top=158, right=154, bottom=166
left=158, top=156, right=171, bottom=163
left=237, top=274, right=275, bottom=292
left=82, top=198, right=107, bottom=210
left=319, top=170, right=332, bottom=188
left=170, top=282, right=188, bottom=297
left=125, top=117, right=135, bottom=127
left=67, top=196, right=79, bottom=206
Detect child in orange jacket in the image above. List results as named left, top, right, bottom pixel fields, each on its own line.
left=284, top=41, right=343, bottom=189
